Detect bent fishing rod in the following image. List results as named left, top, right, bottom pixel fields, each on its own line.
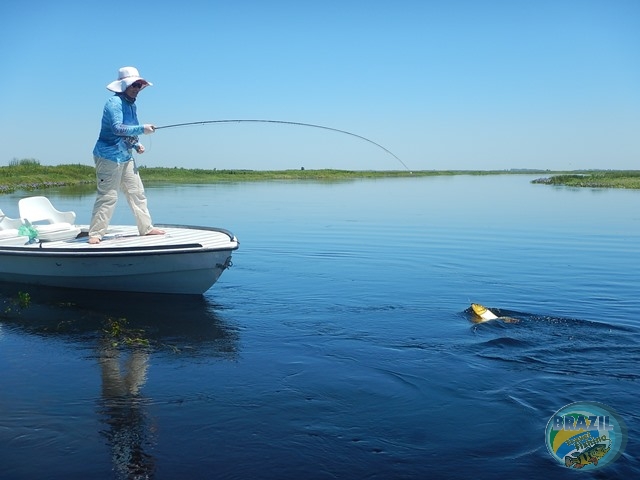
left=153, top=119, right=411, bottom=172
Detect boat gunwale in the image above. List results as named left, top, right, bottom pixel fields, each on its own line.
left=0, top=243, right=238, bottom=257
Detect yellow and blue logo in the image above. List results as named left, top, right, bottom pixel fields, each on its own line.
left=545, top=401, right=628, bottom=470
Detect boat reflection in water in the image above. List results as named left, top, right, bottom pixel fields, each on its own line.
left=0, top=282, right=239, bottom=480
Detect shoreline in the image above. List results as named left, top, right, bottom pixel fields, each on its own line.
left=2, top=162, right=640, bottom=193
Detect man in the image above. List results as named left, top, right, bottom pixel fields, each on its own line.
left=88, top=66, right=164, bottom=244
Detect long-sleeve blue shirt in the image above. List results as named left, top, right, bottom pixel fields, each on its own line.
left=93, top=93, right=145, bottom=163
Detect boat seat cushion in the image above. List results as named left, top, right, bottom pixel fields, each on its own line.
left=0, top=211, right=29, bottom=245
left=34, top=223, right=82, bottom=242
left=0, top=237, right=29, bottom=246
left=0, top=228, right=20, bottom=239
left=0, top=228, right=28, bottom=245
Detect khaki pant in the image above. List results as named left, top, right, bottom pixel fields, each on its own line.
left=89, top=156, right=154, bottom=239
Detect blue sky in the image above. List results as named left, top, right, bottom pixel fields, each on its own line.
left=1, top=0, right=638, bottom=171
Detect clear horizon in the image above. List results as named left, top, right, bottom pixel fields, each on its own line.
left=1, top=0, right=638, bottom=171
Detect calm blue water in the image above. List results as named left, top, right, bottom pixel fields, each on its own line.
left=1, top=175, right=639, bottom=479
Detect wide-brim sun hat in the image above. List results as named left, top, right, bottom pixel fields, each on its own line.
left=106, top=66, right=153, bottom=93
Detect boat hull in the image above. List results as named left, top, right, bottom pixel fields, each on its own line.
left=0, top=225, right=238, bottom=295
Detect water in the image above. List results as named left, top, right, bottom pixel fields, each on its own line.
left=1, top=175, right=639, bottom=479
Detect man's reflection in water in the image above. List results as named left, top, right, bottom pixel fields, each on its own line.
left=98, top=343, right=155, bottom=479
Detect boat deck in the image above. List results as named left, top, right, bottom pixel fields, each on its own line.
left=1, top=224, right=239, bottom=253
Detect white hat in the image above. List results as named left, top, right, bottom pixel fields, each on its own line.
left=106, top=66, right=153, bottom=92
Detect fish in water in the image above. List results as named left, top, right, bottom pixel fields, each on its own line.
left=470, top=303, right=519, bottom=323
left=564, top=443, right=610, bottom=469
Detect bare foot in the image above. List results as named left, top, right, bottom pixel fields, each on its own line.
left=146, top=228, right=165, bottom=236
left=88, top=237, right=101, bottom=244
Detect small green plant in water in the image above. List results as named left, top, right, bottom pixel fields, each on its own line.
left=103, top=317, right=150, bottom=347
left=17, top=291, right=31, bottom=308
left=2, top=291, right=31, bottom=315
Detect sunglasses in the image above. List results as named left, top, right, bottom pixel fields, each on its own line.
left=130, top=81, right=145, bottom=89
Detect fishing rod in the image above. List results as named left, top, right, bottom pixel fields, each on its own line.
left=153, top=119, right=411, bottom=172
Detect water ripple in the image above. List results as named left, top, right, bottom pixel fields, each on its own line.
left=466, top=309, right=640, bottom=381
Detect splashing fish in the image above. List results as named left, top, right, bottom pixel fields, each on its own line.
left=564, top=443, right=610, bottom=469
left=470, top=303, right=519, bottom=323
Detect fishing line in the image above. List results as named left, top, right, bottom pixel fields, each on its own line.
left=154, top=119, right=411, bottom=172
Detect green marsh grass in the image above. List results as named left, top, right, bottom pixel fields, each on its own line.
left=2, top=159, right=639, bottom=192
left=532, top=171, right=640, bottom=189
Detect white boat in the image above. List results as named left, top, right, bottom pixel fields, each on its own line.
left=0, top=197, right=239, bottom=295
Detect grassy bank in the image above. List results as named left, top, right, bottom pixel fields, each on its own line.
left=2, top=159, right=639, bottom=193
left=532, top=171, right=640, bottom=189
